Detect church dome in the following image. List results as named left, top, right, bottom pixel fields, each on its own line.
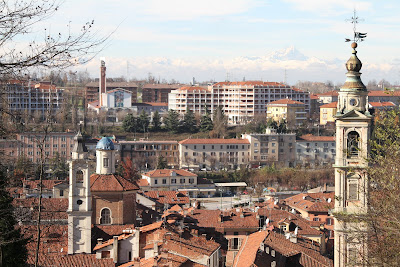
left=96, top=137, right=114, bottom=150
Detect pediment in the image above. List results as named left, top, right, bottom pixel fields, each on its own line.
left=336, top=109, right=371, bottom=120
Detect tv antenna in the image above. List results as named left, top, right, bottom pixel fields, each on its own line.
left=345, top=9, right=367, bottom=43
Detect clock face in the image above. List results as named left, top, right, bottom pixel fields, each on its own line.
left=349, top=98, right=358, bottom=107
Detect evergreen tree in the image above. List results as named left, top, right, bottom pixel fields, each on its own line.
left=182, top=108, right=197, bottom=133
left=212, top=106, right=227, bottom=137
left=49, top=152, right=68, bottom=180
left=156, top=155, right=168, bottom=169
left=200, top=105, right=213, bottom=132
left=138, top=110, right=150, bottom=133
left=0, top=170, right=28, bottom=266
left=164, top=109, right=180, bottom=134
left=122, top=114, right=137, bottom=133
left=277, top=119, right=288, bottom=134
left=151, top=110, right=161, bottom=131
left=266, top=118, right=278, bottom=130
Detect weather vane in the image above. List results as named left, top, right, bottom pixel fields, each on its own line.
left=345, top=9, right=367, bottom=43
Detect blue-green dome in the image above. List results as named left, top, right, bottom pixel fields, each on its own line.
left=96, top=137, right=114, bottom=150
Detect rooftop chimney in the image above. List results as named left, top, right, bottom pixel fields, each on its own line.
left=112, top=236, right=118, bottom=264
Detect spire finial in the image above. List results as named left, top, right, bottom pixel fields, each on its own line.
left=345, top=9, right=367, bottom=45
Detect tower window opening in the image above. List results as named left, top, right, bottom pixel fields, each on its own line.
left=347, top=131, right=360, bottom=158
left=100, top=208, right=111, bottom=225
left=103, top=157, right=109, bottom=168
left=76, top=170, right=83, bottom=183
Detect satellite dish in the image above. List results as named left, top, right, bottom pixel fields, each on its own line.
left=327, top=198, right=332, bottom=203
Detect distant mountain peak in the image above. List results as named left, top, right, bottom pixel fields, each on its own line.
left=266, top=46, right=308, bottom=62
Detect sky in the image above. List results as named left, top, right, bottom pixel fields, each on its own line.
left=34, top=0, right=400, bottom=85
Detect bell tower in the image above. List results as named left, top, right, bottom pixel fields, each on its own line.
left=333, top=39, right=372, bottom=266
left=67, top=131, right=92, bottom=254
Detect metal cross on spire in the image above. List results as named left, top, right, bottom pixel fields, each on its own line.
left=345, top=9, right=367, bottom=43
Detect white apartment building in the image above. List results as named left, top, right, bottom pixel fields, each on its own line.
left=168, top=81, right=310, bottom=125
left=178, top=139, right=250, bottom=170
left=295, top=134, right=336, bottom=167
left=242, top=128, right=296, bottom=168
left=4, top=81, right=64, bottom=118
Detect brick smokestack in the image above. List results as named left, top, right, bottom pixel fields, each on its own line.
left=99, top=59, right=106, bottom=106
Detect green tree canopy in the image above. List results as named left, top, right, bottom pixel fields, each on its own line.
left=164, top=109, right=180, bottom=134
left=122, top=114, right=137, bottom=133
left=0, top=170, right=28, bottom=266
left=156, top=155, right=168, bottom=169
left=138, top=110, right=150, bottom=133
left=212, top=106, right=227, bottom=137
left=200, top=105, right=213, bottom=132
left=151, top=110, right=161, bottom=131
left=182, top=108, right=197, bottom=133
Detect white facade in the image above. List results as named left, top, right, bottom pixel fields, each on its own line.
left=96, top=149, right=116, bottom=174
left=67, top=133, right=92, bottom=254
left=296, top=138, right=336, bottom=167
left=101, top=89, right=132, bottom=108
left=168, top=82, right=310, bottom=125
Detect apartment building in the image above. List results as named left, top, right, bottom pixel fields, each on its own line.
left=3, top=80, right=64, bottom=118
left=178, top=139, right=250, bottom=170
left=120, top=140, right=179, bottom=170
left=168, top=81, right=311, bottom=125
left=266, top=98, right=307, bottom=128
left=16, top=132, right=76, bottom=163
left=242, top=128, right=296, bottom=168
left=142, top=84, right=181, bottom=103
left=320, top=102, right=337, bottom=125
left=295, top=134, right=336, bottom=167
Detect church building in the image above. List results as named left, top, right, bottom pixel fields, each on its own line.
left=67, top=134, right=139, bottom=255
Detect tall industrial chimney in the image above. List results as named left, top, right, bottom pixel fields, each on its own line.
left=99, top=58, right=106, bottom=106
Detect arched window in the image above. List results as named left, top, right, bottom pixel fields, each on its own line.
left=100, top=208, right=111, bottom=225
left=76, top=170, right=83, bottom=183
left=347, top=131, right=360, bottom=158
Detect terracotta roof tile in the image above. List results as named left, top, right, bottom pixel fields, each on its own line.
left=320, top=102, right=337, bottom=108
left=13, top=198, right=68, bottom=221
left=22, top=179, right=63, bottom=190
left=268, top=99, right=304, bottom=105
left=176, top=86, right=210, bottom=92
left=137, top=179, right=149, bottom=187
left=368, top=90, right=400, bottom=96
left=297, top=134, right=335, bottom=142
left=264, top=231, right=333, bottom=267
left=143, top=169, right=197, bottom=178
left=284, top=192, right=335, bottom=213
left=369, top=101, right=396, bottom=107
left=179, top=138, right=249, bottom=145
left=233, top=231, right=268, bottom=267
left=143, top=191, right=190, bottom=205
left=90, top=174, right=139, bottom=192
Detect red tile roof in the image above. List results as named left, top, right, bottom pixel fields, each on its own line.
left=143, top=191, right=190, bottom=205
left=176, top=86, right=210, bottom=92
left=297, top=134, right=335, bottom=142
left=233, top=231, right=268, bottom=267
left=317, top=91, right=339, bottom=96
left=368, top=90, right=400, bottom=96
left=143, top=169, right=197, bottom=178
left=42, top=254, right=116, bottom=267
left=22, top=179, right=63, bottom=190
left=268, top=99, right=304, bottom=105
left=320, top=102, right=337, bottom=108
left=90, top=174, right=139, bottom=192
left=142, top=102, right=169, bottom=106
left=94, top=231, right=136, bottom=251
left=310, top=94, right=320, bottom=100
left=137, top=179, right=150, bottom=187
left=179, top=138, right=249, bottom=145
left=369, top=101, right=396, bottom=107
left=264, top=231, right=333, bottom=267
left=284, top=192, right=335, bottom=213
left=13, top=198, right=68, bottom=221
left=189, top=209, right=259, bottom=231
left=213, top=81, right=288, bottom=87
left=257, top=209, right=322, bottom=236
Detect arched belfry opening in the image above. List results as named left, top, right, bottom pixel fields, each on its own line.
left=347, top=131, right=360, bottom=158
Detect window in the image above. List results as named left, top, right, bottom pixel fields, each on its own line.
left=271, top=143, right=276, bottom=147
left=326, top=218, right=333, bottom=225
left=100, top=208, right=111, bottom=224
left=189, top=178, right=194, bottom=184
left=154, top=179, right=158, bottom=185
left=103, top=158, right=109, bottom=168
left=61, top=137, right=66, bottom=142
left=101, top=251, right=111, bottom=259
left=349, top=183, right=358, bottom=200
left=347, top=131, right=360, bottom=157
left=53, top=144, right=58, bottom=148
left=180, top=178, right=185, bottom=184
left=194, top=145, right=197, bottom=149
left=76, top=170, right=83, bottom=183
left=162, top=179, right=167, bottom=184
left=313, top=217, right=321, bottom=221
left=212, top=145, right=214, bottom=149
left=171, top=178, right=176, bottom=184
left=221, top=145, right=223, bottom=149
left=203, top=145, right=205, bottom=149
left=59, top=190, right=64, bottom=197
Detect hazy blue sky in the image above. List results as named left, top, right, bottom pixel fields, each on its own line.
left=38, top=0, right=400, bottom=84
